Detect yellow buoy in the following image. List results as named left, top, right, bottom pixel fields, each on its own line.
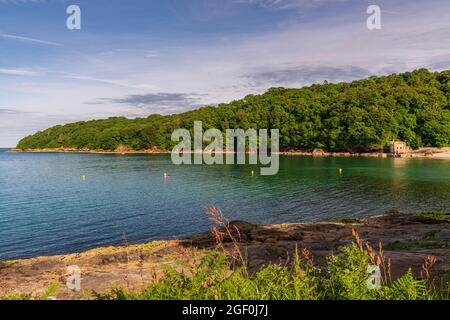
left=82, top=175, right=87, bottom=181
left=164, top=172, right=171, bottom=177
left=339, top=168, right=343, bottom=176
left=251, top=170, right=255, bottom=176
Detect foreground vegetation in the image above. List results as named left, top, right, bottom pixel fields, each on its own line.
left=1, top=209, right=448, bottom=300
left=93, top=246, right=447, bottom=300
left=94, top=208, right=449, bottom=300
left=17, top=69, right=450, bottom=151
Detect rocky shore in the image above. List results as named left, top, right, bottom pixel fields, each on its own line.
left=9, top=147, right=450, bottom=159
left=8, top=147, right=172, bottom=155
left=0, top=213, right=448, bottom=299
left=280, top=147, right=450, bottom=159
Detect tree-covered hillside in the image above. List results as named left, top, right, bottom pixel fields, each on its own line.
left=17, top=69, right=450, bottom=151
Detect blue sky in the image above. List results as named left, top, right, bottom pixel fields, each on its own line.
left=1, top=0, right=450, bottom=146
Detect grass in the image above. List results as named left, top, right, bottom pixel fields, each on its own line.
left=94, top=207, right=449, bottom=301
left=385, top=209, right=450, bottom=222
left=2, top=208, right=449, bottom=300
left=1, top=282, right=58, bottom=301
left=94, top=242, right=445, bottom=301
left=409, top=212, right=450, bottom=222
left=0, top=260, right=18, bottom=267
left=333, top=218, right=361, bottom=225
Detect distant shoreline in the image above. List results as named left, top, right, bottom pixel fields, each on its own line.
left=8, top=147, right=450, bottom=159
left=8, top=148, right=173, bottom=155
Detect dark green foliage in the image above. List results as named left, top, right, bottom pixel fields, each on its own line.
left=17, top=69, right=450, bottom=150
left=94, top=244, right=443, bottom=301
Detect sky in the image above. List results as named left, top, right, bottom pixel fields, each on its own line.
left=1, top=0, right=450, bottom=147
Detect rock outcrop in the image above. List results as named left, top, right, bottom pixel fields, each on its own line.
left=0, top=213, right=448, bottom=299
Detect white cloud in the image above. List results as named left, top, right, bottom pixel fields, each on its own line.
left=0, top=32, right=62, bottom=46
left=0, top=68, right=44, bottom=76
left=0, top=0, right=48, bottom=5
left=59, top=72, right=156, bottom=90
left=236, top=0, right=355, bottom=9
left=113, top=49, right=160, bottom=59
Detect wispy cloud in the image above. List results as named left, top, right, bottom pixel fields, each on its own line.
left=0, top=67, right=44, bottom=76
left=60, top=73, right=156, bottom=90
left=0, top=107, right=40, bottom=115
left=236, top=0, right=355, bottom=9
left=246, top=66, right=372, bottom=88
left=89, top=92, right=209, bottom=114
left=427, top=60, right=450, bottom=71
left=113, top=49, right=160, bottom=59
left=0, top=32, right=62, bottom=46
left=0, top=0, right=48, bottom=3
left=108, top=92, right=204, bottom=106
left=0, top=107, right=79, bottom=147
left=0, top=108, right=21, bottom=114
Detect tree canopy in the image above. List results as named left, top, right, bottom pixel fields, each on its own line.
left=17, top=69, right=450, bottom=151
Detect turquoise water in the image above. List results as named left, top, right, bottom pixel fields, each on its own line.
left=0, top=148, right=449, bottom=260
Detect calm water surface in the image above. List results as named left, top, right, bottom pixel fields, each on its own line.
left=0, top=148, right=449, bottom=260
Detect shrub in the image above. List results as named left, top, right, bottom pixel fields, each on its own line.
left=95, top=208, right=446, bottom=301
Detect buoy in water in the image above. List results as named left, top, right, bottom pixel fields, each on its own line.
left=339, top=168, right=343, bottom=176
left=82, top=175, right=87, bottom=181
left=251, top=170, right=255, bottom=176
left=164, top=172, right=171, bottom=177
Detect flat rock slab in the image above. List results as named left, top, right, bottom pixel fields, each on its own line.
left=0, top=214, right=448, bottom=299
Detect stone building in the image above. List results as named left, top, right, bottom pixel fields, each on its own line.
left=390, top=140, right=409, bottom=156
